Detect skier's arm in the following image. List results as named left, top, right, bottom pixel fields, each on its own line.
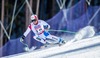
left=23, top=27, right=31, bottom=37
left=21, top=24, right=32, bottom=40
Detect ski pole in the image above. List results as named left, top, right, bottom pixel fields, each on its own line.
left=48, top=29, right=76, bottom=34
left=20, top=38, right=29, bottom=48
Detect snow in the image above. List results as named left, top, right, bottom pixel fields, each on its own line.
left=3, top=35, right=100, bottom=58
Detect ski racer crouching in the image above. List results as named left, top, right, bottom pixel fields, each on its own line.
left=20, top=14, right=65, bottom=49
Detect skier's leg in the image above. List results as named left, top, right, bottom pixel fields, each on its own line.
left=46, top=35, right=66, bottom=45
left=33, top=35, right=46, bottom=44
left=33, top=36, right=48, bottom=48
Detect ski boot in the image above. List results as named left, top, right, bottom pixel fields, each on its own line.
left=58, top=38, right=66, bottom=46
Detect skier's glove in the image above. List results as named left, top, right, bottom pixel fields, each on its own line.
left=44, top=25, right=50, bottom=30
left=20, top=38, right=24, bottom=42
left=44, top=25, right=48, bottom=29
left=20, top=35, right=25, bottom=42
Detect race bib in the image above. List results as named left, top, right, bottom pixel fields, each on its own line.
left=34, top=25, right=44, bottom=34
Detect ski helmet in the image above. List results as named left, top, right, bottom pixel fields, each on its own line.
left=30, top=15, right=38, bottom=21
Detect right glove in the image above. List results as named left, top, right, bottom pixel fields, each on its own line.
left=20, top=35, right=25, bottom=42
left=20, top=38, right=24, bottom=42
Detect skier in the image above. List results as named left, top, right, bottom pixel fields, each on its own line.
left=20, top=14, right=65, bottom=49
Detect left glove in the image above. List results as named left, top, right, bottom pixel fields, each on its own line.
left=44, top=25, right=48, bottom=29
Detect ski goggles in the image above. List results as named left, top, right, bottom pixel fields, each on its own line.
left=31, top=19, right=37, bottom=22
